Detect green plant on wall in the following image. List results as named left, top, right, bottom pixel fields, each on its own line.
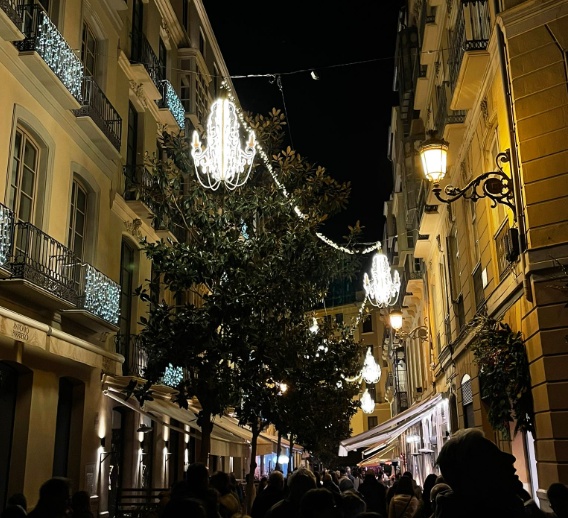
left=470, top=315, right=535, bottom=440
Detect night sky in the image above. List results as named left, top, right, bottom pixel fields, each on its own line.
left=205, top=1, right=401, bottom=243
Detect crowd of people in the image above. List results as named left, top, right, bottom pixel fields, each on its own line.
left=3, top=430, right=568, bottom=518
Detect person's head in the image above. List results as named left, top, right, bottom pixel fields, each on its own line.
left=346, top=467, right=352, bottom=475
left=330, top=471, right=339, bottom=485
left=210, top=472, right=231, bottom=496
left=429, top=483, right=451, bottom=513
left=186, top=463, right=209, bottom=492
left=339, top=478, right=354, bottom=493
left=0, top=506, right=26, bottom=518
left=548, top=483, right=568, bottom=517
left=288, top=468, right=317, bottom=504
left=268, top=470, right=285, bottom=491
left=162, top=497, right=206, bottom=518
left=72, top=491, right=90, bottom=512
left=342, top=490, right=366, bottom=518
left=299, top=488, right=336, bottom=518
left=7, top=494, right=27, bottom=512
left=422, top=473, right=438, bottom=501
left=394, top=476, right=415, bottom=497
left=228, top=472, right=238, bottom=487
left=437, top=429, right=521, bottom=495
left=37, top=478, right=72, bottom=515
left=402, top=471, right=413, bottom=479
left=366, top=468, right=375, bottom=477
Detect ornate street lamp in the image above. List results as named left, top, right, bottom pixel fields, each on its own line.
left=363, top=246, right=401, bottom=308
left=389, top=310, right=403, bottom=331
left=362, top=347, right=381, bottom=384
left=360, top=388, right=376, bottom=414
left=419, top=132, right=515, bottom=212
left=191, top=98, right=256, bottom=191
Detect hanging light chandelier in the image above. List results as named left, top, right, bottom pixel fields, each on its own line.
left=309, top=317, right=319, bottom=334
left=363, top=246, right=401, bottom=307
left=361, top=347, right=381, bottom=384
left=191, top=98, right=256, bottom=191
left=360, top=388, right=376, bottom=414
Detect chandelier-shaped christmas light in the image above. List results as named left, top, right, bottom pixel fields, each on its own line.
left=362, top=347, right=381, bottom=384
left=309, top=317, right=319, bottom=334
left=360, top=388, right=376, bottom=414
left=363, top=246, right=401, bottom=308
left=191, top=98, right=256, bottom=191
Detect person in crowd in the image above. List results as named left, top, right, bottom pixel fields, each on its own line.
left=339, top=477, right=355, bottom=494
left=388, top=477, right=419, bottom=518
left=259, top=477, right=268, bottom=493
left=245, top=474, right=257, bottom=508
left=265, top=468, right=317, bottom=518
left=322, top=473, right=341, bottom=497
left=172, top=463, right=220, bottom=518
left=313, top=471, right=322, bottom=488
left=342, top=490, right=367, bottom=518
left=71, top=492, right=93, bottom=518
left=27, top=478, right=72, bottom=518
left=548, top=483, right=568, bottom=518
left=435, top=428, right=526, bottom=518
left=299, top=488, right=339, bottom=518
left=427, top=484, right=450, bottom=517
left=162, top=497, right=207, bottom=518
left=210, top=472, right=241, bottom=518
left=420, top=474, right=437, bottom=518
left=359, top=469, right=387, bottom=517
left=401, top=473, right=422, bottom=500
left=346, top=467, right=356, bottom=485
left=251, top=471, right=284, bottom=518
left=7, top=495, right=27, bottom=514
left=1, top=505, right=27, bottom=518
left=229, top=473, right=244, bottom=506
left=331, top=471, right=341, bottom=488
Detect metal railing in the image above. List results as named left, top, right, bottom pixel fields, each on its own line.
left=114, top=334, right=147, bottom=378
left=0, top=203, right=15, bottom=268
left=495, top=219, right=512, bottom=278
left=157, top=79, right=185, bottom=129
left=15, top=3, right=83, bottom=102
left=448, top=0, right=491, bottom=93
left=435, top=82, right=466, bottom=134
left=130, top=29, right=163, bottom=87
left=1, top=0, right=22, bottom=28
left=74, top=76, right=122, bottom=151
left=123, top=165, right=156, bottom=211
left=9, top=221, right=80, bottom=304
left=77, top=264, right=120, bottom=325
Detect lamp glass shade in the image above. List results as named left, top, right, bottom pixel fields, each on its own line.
left=390, top=310, right=403, bottom=331
left=420, top=137, right=448, bottom=183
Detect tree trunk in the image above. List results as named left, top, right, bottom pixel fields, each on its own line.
left=275, top=430, right=283, bottom=470
left=245, top=421, right=260, bottom=514
left=196, top=407, right=212, bottom=465
left=288, top=436, right=294, bottom=473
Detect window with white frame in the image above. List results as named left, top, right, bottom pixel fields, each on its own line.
left=68, top=179, right=88, bottom=262
left=196, top=71, right=208, bottom=123
left=9, top=127, right=39, bottom=225
left=180, top=76, right=191, bottom=113
left=81, top=21, right=97, bottom=79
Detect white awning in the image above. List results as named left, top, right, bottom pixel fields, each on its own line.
left=339, top=393, right=443, bottom=456
left=210, top=414, right=274, bottom=456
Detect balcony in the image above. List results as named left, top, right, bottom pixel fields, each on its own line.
left=73, top=76, right=122, bottom=157
left=0, top=0, right=24, bottom=41
left=420, top=204, right=440, bottom=235
left=421, top=8, right=438, bottom=57
left=435, top=82, right=466, bottom=165
left=414, top=234, right=431, bottom=259
left=130, top=29, right=162, bottom=100
left=123, top=165, right=156, bottom=220
left=15, top=3, right=83, bottom=109
left=114, top=334, right=147, bottom=378
left=156, top=79, right=186, bottom=130
left=448, top=0, right=491, bottom=110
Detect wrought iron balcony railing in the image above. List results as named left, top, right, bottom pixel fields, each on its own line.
left=130, top=29, right=162, bottom=87
left=74, top=76, right=122, bottom=151
left=435, top=82, right=466, bottom=134
left=10, top=221, right=80, bottom=304
left=77, top=264, right=120, bottom=325
left=123, top=164, right=156, bottom=211
left=157, top=79, right=186, bottom=129
left=1, top=0, right=22, bottom=28
left=0, top=203, right=15, bottom=268
left=114, top=334, right=147, bottom=378
left=15, top=3, right=83, bottom=102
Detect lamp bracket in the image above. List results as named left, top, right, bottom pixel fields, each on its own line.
left=432, top=151, right=515, bottom=214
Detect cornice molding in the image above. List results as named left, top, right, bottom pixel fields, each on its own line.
left=498, top=0, right=568, bottom=38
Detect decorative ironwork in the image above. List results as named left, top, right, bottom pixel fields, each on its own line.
left=1, top=0, right=22, bottom=28
left=157, top=79, right=185, bottom=129
left=431, top=151, right=515, bottom=211
left=130, top=29, right=162, bottom=87
left=15, top=3, right=84, bottom=102
left=425, top=14, right=436, bottom=23
left=9, top=222, right=80, bottom=304
left=78, top=264, right=120, bottom=325
left=123, top=165, right=156, bottom=211
left=0, top=202, right=15, bottom=267
left=435, top=82, right=466, bottom=134
left=114, top=334, right=147, bottom=378
left=74, top=76, right=122, bottom=151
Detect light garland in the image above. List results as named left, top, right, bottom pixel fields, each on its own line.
left=363, top=246, right=401, bottom=307
left=191, top=98, right=256, bottom=190
left=159, top=79, right=185, bottom=129
left=362, top=347, right=381, bottom=384
left=309, top=317, right=319, bottom=334
left=0, top=205, right=13, bottom=266
left=360, top=388, right=376, bottom=414
left=82, top=265, right=120, bottom=325
left=163, top=363, right=184, bottom=387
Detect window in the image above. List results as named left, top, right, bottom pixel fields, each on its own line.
left=127, top=102, right=138, bottom=167
left=446, top=234, right=460, bottom=301
left=461, top=374, right=474, bottom=428
left=81, top=22, right=97, bottom=78
left=68, top=180, right=88, bottom=262
left=119, top=240, right=135, bottom=337
left=335, top=313, right=344, bottom=325
left=362, top=316, right=373, bottom=334
left=495, top=219, right=511, bottom=278
left=180, top=76, right=191, bottom=112
left=195, top=72, right=208, bottom=122
left=182, top=0, right=189, bottom=32
left=472, top=263, right=484, bottom=310
left=9, top=128, right=39, bottom=225
left=159, top=38, right=167, bottom=82
left=199, top=28, right=205, bottom=57
left=367, top=416, right=378, bottom=429
left=213, top=63, right=219, bottom=96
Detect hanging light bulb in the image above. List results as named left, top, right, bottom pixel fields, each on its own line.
left=361, top=347, right=381, bottom=384
left=309, top=317, right=319, bottom=334
left=363, top=245, right=401, bottom=308
left=360, top=389, right=376, bottom=414
left=191, top=98, right=256, bottom=190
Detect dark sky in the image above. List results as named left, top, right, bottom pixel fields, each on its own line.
left=205, top=1, right=401, bottom=243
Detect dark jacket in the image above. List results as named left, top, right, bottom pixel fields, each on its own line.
left=359, top=478, right=387, bottom=517
left=434, top=489, right=527, bottom=518
left=265, top=499, right=299, bottom=518
left=251, top=487, right=285, bottom=518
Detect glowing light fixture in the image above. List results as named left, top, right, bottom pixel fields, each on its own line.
left=363, top=246, right=401, bottom=308
left=419, top=132, right=449, bottom=183
left=360, top=389, right=376, bottom=414
left=191, top=98, right=256, bottom=190
left=278, top=454, right=289, bottom=465
left=362, top=347, right=381, bottom=384
left=279, top=383, right=288, bottom=394
left=390, top=310, right=403, bottom=331
left=309, top=317, right=319, bottom=334
left=406, top=434, right=421, bottom=444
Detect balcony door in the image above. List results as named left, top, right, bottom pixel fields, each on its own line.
left=68, top=179, right=88, bottom=263
left=0, top=362, right=18, bottom=510
left=9, top=128, right=39, bottom=226
left=81, top=22, right=97, bottom=80
left=131, top=0, right=144, bottom=62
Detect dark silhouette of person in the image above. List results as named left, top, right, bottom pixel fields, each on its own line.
left=27, top=478, right=72, bottom=518
left=342, top=490, right=367, bottom=518
left=548, top=483, right=568, bottom=518
left=71, top=492, right=94, bottom=518
left=7, top=495, right=27, bottom=513
left=251, top=471, right=285, bottom=518
left=299, top=488, right=339, bottom=518
left=421, top=474, right=438, bottom=517
left=359, top=470, right=387, bottom=516
left=162, top=497, right=207, bottom=518
left=388, top=476, right=419, bottom=518
left=265, top=468, right=317, bottom=518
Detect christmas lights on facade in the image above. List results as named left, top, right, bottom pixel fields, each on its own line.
left=363, top=246, right=401, bottom=307
left=360, top=388, right=376, bottom=414
left=361, top=347, right=381, bottom=384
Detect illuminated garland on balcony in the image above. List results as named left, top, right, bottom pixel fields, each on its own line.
left=0, top=205, right=13, bottom=265
left=162, top=363, right=184, bottom=387
left=162, top=80, right=185, bottom=129
left=36, top=10, right=83, bottom=102
left=83, top=265, right=120, bottom=325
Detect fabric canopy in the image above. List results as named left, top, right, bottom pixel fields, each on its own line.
left=339, top=394, right=443, bottom=456
left=358, top=443, right=399, bottom=467
left=210, top=414, right=274, bottom=456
